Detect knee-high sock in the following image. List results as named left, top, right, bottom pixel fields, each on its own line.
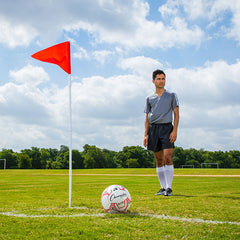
left=156, top=166, right=166, bottom=189
left=165, top=164, right=174, bottom=189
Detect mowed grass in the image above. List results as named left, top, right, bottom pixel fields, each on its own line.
left=0, top=169, right=239, bottom=239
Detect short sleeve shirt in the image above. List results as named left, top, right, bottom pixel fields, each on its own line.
left=144, top=90, right=179, bottom=124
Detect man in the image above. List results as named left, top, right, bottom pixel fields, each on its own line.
left=144, top=69, right=179, bottom=196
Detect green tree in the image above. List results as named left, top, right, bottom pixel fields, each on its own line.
left=83, top=145, right=106, bottom=169
left=114, top=146, right=154, bottom=168
left=0, top=149, right=17, bottom=169
left=16, top=153, right=32, bottom=169
left=21, top=147, right=41, bottom=169
left=40, top=148, right=51, bottom=169
left=72, top=149, right=84, bottom=169
left=114, top=150, right=128, bottom=168
left=126, top=158, right=140, bottom=168
left=51, top=145, right=69, bottom=169
left=45, top=148, right=59, bottom=169
left=172, top=147, right=185, bottom=167
left=102, top=149, right=117, bottom=168
left=84, top=155, right=95, bottom=169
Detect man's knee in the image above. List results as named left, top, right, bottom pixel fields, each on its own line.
left=164, top=149, right=174, bottom=165
left=154, top=151, right=164, bottom=167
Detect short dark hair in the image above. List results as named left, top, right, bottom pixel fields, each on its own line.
left=152, top=69, right=165, bottom=80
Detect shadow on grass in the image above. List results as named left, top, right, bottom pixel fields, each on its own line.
left=207, top=195, right=240, bottom=200
left=170, top=194, right=197, bottom=198
left=173, top=194, right=240, bottom=200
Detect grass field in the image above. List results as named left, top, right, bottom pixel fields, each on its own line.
left=0, top=169, right=239, bottom=239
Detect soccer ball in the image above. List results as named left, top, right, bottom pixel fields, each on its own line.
left=101, top=185, right=131, bottom=213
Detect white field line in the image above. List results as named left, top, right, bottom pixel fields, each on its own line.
left=0, top=212, right=105, bottom=218
left=0, top=211, right=239, bottom=225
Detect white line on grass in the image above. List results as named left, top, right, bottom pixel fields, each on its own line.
left=0, top=212, right=105, bottom=218
left=137, top=213, right=240, bottom=225
left=0, top=211, right=239, bottom=225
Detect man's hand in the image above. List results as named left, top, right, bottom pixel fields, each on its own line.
left=169, top=130, right=177, bottom=143
left=143, top=136, right=148, bottom=148
left=170, top=106, right=179, bottom=144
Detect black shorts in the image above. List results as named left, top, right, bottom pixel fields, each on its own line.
left=147, top=123, right=174, bottom=152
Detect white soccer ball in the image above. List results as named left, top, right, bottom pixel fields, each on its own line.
left=101, top=185, right=131, bottom=213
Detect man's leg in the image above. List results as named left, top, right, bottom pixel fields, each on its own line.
left=163, top=148, right=174, bottom=195
left=154, top=150, right=166, bottom=194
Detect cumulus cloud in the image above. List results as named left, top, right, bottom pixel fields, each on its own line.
left=166, top=59, right=240, bottom=150
left=9, top=64, right=49, bottom=86
left=1, top=0, right=240, bottom=49
left=0, top=0, right=205, bottom=49
left=159, top=0, right=240, bottom=44
left=0, top=65, right=51, bottom=125
left=1, top=56, right=240, bottom=151
left=0, top=62, right=149, bottom=150
left=92, top=50, right=114, bottom=64
left=0, top=16, right=37, bottom=48
left=118, top=56, right=163, bottom=75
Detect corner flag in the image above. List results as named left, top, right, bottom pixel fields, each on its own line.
left=31, top=41, right=71, bottom=74
left=31, top=41, right=73, bottom=207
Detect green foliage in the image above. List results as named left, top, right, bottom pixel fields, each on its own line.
left=0, top=149, right=17, bottom=169
left=0, top=145, right=240, bottom=169
left=16, top=153, right=32, bottom=169
left=126, top=158, right=140, bottom=168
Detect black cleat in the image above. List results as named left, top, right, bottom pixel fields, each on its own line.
left=155, top=188, right=166, bottom=195
left=164, top=188, right=173, bottom=196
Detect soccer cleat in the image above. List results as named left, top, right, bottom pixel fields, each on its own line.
left=164, top=188, right=173, bottom=196
left=155, top=188, right=166, bottom=195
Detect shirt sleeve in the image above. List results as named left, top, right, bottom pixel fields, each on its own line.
left=171, top=93, right=179, bottom=110
left=144, top=97, right=151, bottom=113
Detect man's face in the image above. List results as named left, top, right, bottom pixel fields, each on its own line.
left=153, top=73, right=165, bottom=88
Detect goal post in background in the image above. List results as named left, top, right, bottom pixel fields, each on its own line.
left=201, top=163, right=219, bottom=168
left=0, top=159, right=6, bottom=170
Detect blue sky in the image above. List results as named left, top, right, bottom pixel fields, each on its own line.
left=0, top=0, right=240, bottom=152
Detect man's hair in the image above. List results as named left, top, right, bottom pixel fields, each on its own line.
left=152, top=69, right=166, bottom=80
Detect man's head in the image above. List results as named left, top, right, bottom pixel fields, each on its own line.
left=152, top=69, right=165, bottom=80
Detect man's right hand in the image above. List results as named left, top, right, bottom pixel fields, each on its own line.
left=143, top=136, right=148, bottom=148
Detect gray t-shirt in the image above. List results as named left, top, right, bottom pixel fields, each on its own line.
left=144, top=90, right=179, bottom=124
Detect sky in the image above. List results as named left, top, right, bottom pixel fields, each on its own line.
left=0, top=0, right=240, bottom=152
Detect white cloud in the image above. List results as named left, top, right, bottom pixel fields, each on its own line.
left=0, top=65, right=51, bottom=125
left=118, top=56, right=163, bottom=76
left=1, top=57, right=240, bottom=151
left=0, top=63, right=148, bottom=151
left=160, top=0, right=240, bottom=44
left=166, top=59, right=240, bottom=150
left=0, top=0, right=205, bottom=49
left=0, top=16, right=37, bottom=48
left=9, top=64, right=49, bottom=86
left=92, top=50, right=114, bottom=64
left=1, top=0, right=240, bottom=49
left=73, top=47, right=89, bottom=60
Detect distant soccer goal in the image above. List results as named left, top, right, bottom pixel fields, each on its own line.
left=0, top=159, right=6, bottom=170
left=181, top=165, right=194, bottom=168
left=201, top=163, right=219, bottom=168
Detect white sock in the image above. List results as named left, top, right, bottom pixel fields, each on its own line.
left=156, top=167, right=166, bottom=189
left=165, top=165, right=174, bottom=189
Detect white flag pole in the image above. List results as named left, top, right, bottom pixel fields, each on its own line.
left=68, top=73, right=72, bottom=208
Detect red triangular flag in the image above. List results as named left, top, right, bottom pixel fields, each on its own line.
left=31, top=41, right=71, bottom=74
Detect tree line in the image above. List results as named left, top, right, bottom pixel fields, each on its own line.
left=0, top=145, right=239, bottom=169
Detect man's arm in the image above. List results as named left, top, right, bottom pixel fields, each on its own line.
left=169, top=106, right=179, bottom=143
left=143, top=114, right=149, bottom=147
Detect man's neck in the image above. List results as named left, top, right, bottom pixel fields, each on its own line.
left=155, top=88, right=165, bottom=96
